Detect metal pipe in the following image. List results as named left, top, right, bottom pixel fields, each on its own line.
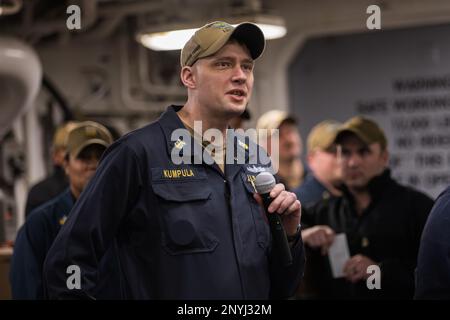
left=31, top=0, right=97, bottom=35
left=118, top=33, right=177, bottom=112
left=137, top=45, right=186, bottom=98
left=99, top=1, right=162, bottom=17
left=0, top=0, right=22, bottom=16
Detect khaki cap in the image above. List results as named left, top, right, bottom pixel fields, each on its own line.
left=307, top=120, right=341, bottom=153
left=66, top=121, right=113, bottom=158
left=53, top=121, right=79, bottom=149
left=180, top=21, right=265, bottom=67
left=336, top=116, right=387, bottom=149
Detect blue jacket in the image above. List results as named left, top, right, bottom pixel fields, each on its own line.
left=10, top=189, right=73, bottom=299
left=294, top=173, right=331, bottom=209
left=415, top=186, right=450, bottom=299
left=10, top=189, right=122, bottom=299
left=43, top=105, right=305, bottom=299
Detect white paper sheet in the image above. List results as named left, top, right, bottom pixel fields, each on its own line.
left=328, top=233, right=350, bottom=278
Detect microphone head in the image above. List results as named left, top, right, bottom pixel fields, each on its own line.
left=254, top=172, right=276, bottom=194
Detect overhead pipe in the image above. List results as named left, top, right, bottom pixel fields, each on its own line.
left=0, top=0, right=22, bottom=16
left=8, top=0, right=164, bottom=39
left=118, top=33, right=182, bottom=112
left=29, top=0, right=98, bottom=36
left=137, top=45, right=186, bottom=98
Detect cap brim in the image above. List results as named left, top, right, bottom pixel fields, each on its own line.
left=335, top=128, right=371, bottom=145
left=232, top=23, right=265, bottom=60
left=71, top=139, right=109, bottom=158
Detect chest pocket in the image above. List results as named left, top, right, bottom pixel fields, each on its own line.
left=151, top=168, right=219, bottom=255
left=240, top=172, right=271, bottom=251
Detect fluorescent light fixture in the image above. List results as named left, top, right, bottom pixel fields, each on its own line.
left=137, top=15, right=287, bottom=51
left=138, top=28, right=197, bottom=51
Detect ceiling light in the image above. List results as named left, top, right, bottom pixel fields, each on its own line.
left=137, top=15, right=287, bottom=51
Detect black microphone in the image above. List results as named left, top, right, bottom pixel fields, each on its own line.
left=254, top=172, right=293, bottom=266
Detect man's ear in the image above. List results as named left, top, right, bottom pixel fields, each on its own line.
left=63, top=155, right=70, bottom=176
left=180, top=66, right=196, bottom=89
left=52, top=148, right=66, bottom=166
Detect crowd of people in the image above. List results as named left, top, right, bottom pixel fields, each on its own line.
left=7, top=20, right=449, bottom=300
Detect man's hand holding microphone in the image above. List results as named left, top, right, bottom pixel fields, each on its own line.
left=252, top=172, right=302, bottom=266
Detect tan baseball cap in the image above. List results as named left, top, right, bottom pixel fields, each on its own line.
left=336, top=116, right=387, bottom=149
left=180, top=21, right=265, bottom=67
left=66, top=121, right=113, bottom=158
left=307, top=120, right=341, bottom=153
left=53, top=121, right=79, bottom=149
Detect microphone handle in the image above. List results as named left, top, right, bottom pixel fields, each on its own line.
left=261, top=193, right=293, bottom=266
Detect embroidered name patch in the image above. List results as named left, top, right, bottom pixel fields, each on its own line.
left=151, top=166, right=206, bottom=182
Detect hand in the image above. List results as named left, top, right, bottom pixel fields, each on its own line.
left=301, top=225, right=335, bottom=255
left=253, top=183, right=301, bottom=237
left=343, top=254, right=377, bottom=283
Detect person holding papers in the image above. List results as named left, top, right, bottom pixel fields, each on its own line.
left=300, top=116, right=433, bottom=299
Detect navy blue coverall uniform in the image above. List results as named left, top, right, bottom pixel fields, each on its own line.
left=415, top=185, right=450, bottom=299
left=10, top=189, right=122, bottom=299
left=43, top=105, right=305, bottom=299
left=25, top=166, right=68, bottom=217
